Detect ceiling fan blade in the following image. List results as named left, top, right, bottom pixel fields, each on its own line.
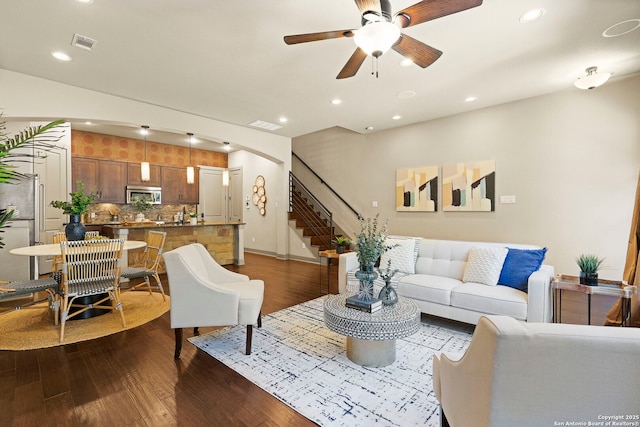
left=395, top=0, right=483, bottom=28
left=284, top=30, right=354, bottom=45
left=392, top=34, right=442, bottom=68
left=354, top=0, right=381, bottom=15
left=337, top=48, right=368, bottom=79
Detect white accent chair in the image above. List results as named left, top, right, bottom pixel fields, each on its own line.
left=163, top=243, right=264, bottom=359
left=433, top=315, right=640, bottom=427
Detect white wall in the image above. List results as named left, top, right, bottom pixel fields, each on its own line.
left=293, top=74, right=640, bottom=280
left=229, top=150, right=285, bottom=257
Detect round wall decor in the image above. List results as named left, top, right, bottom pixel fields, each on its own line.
left=252, top=175, right=266, bottom=215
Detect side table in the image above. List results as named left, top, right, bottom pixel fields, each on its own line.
left=318, top=249, right=350, bottom=294
left=323, top=293, right=420, bottom=367
left=552, top=275, right=636, bottom=326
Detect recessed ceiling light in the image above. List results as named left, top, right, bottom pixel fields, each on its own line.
left=331, top=98, right=342, bottom=105
left=400, top=59, right=413, bottom=67
left=519, top=8, right=545, bottom=23
left=139, top=126, right=149, bottom=136
left=279, top=117, right=288, bottom=123
left=603, top=19, right=640, bottom=38
left=223, top=141, right=230, bottom=151
left=77, top=0, right=94, bottom=3
left=84, top=121, right=93, bottom=125
left=392, top=115, right=402, bottom=120
left=365, top=126, right=374, bottom=131
left=52, top=51, right=72, bottom=61
left=465, top=96, right=478, bottom=102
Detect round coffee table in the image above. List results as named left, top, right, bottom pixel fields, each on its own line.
left=324, top=293, right=420, bottom=367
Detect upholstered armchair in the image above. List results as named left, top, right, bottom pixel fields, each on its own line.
left=433, top=315, right=640, bottom=427
left=163, top=243, right=264, bottom=359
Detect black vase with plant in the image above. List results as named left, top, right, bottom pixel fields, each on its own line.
left=576, top=254, right=605, bottom=286
left=50, top=181, right=97, bottom=241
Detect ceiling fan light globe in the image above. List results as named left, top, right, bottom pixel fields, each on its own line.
left=354, top=21, right=400, bottom=56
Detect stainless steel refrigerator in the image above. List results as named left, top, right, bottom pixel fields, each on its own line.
left=0, top=174, right=40, bottom=281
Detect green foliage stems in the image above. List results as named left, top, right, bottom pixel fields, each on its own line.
left=50, top=181, right=97, bottom=215
left=131, top=196, right=153, bottom=213
left=575, top=254, right=606, bottom=274
left=355, top=214, right=392, bottom=267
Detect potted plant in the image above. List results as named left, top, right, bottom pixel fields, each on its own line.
left=130, top=196, right=152, bottom=222
left=576, top=254, right=605, bottom=286
left=50, top=180, right=97, bottom=240
left=353, top=214, right=394, bottom=299
left=332, top=235, right=350, bottom=254
left=189, top=212, right=198, bottom=225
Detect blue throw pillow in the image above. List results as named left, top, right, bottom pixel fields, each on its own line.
left=498, top=248, right=547, bottom=292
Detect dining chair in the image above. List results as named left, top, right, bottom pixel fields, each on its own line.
left=50, top=231, right=67, bottom=272
left=120, top=230, right=167, bottom=301
left=58, top=238, right=125, bottom=342
left=163, top=243, right=264, bottom=358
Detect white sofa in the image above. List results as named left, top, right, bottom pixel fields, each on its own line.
left=433, top=315, right=640, bottom=427
left=338, top=237, right=554, bottom=324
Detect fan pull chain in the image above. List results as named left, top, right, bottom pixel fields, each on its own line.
left=370, top=56, right=380, bottom=78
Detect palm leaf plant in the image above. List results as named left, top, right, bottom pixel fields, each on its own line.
left=0, top=116, right=65, bottom=248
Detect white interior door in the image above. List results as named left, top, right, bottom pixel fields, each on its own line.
left=229, top=166, right=243, bottom=222
left=198, top=167, right=226, bottom=222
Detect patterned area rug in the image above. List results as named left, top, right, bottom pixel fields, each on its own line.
left=189, top=296, right=474, bottom=427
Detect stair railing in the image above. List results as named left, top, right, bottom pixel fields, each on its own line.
left=289, top=172, right=333, bottom=251
left=292, top=152, right=362, bottom=220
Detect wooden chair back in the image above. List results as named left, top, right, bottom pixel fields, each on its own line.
left=60, top=239, right=124, bottom=293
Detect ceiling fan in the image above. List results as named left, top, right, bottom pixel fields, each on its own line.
left=284, top=0, right=483, bottom=79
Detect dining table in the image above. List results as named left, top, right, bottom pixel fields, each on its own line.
left=10, top=240, right=147, bottom=280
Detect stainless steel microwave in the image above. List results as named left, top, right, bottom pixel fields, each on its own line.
left=126, top=186, right=162, bottom=204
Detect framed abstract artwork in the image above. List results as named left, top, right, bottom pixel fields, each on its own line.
left=396, top=166, right=438, bottom=212
left=442, top=160, right=495, bottom=211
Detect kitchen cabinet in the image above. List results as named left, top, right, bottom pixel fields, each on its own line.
left=127, top=162, right=161, bottom=187
left=72, top=158, right=127, bottom=203
left=161, top=166, right=199, bottom=203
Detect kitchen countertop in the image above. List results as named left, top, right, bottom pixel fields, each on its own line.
left=103, top=221, right=244, bottom=229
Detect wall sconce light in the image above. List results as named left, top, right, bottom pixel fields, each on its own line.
left=140, top=125, right=150, bottom=182
left=186, top=132, right=195, bottom=184
left=574, top=66, right=611, bottom=90
left=222, top=169, right=229, bottom=187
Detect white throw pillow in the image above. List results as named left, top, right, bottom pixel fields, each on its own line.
left=380, top=238, right=417, bottom=274
left=463, top=247, right=509, bottom=286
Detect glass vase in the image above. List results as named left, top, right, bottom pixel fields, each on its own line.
left=355, top=264, right=378, bottom=300
left=378, top=279, right=398, bottom=306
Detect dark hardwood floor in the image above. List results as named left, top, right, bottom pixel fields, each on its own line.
left=0, top=253, right=621, bottom=426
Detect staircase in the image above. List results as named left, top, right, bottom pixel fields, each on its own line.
left=289, top=174, right=333, bottom=252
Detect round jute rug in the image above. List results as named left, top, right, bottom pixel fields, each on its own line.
left=0, top=292, right=169, bottom=351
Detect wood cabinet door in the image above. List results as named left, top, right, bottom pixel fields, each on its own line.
left=127, top=162, right=161, bottom=187
left=161, top=166, right=199, bottom=204
left=97, top=160, right=127, bottom=203
left=161, top=166, right=183, bottom=203
left=72, top=158, right=99, bottom=194
left=183, top=166, right=199, bottom=203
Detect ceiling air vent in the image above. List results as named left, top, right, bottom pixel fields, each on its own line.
left=71, top=33, right=97, bottom=51
left=249, top=120, right=282, bottom=131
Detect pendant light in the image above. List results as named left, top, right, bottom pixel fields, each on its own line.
left=186, top=132, right=195, bottom=184
left=140, top=125, right=150, bottom=182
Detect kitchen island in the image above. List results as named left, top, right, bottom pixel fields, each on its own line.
left=103, top=222, right=245, bottom=271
